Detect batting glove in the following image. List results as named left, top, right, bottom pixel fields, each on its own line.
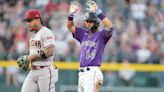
left=17, top=55, right=29, bottom=71
left=69, top=1, right=79, bottom=16
left=86, top=0, right=103, bottom=15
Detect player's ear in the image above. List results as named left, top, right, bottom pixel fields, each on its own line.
left=39, top=18, right=45, bottom=25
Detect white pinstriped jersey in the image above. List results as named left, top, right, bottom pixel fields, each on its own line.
left=29, top=27, right=55, bottom=66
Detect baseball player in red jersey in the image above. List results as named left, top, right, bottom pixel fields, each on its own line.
left=17, top=9, right=58, bottom=92
left=67, top=0, right=114, bottom=92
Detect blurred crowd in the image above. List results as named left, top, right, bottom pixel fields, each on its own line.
left=0, top=0, right=164, bottom=87
left=0, top=0, right=164, bottom=63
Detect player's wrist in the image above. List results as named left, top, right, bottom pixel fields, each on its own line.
left=97, top=13, right=106, bottom=20
left=27, top=55, right=31, bottom=62
left=40, top=50, right=47, bottom=59
left=68, top=14, right=74, bottom=21
left=95, top=8, right=106, bottom=20
left=95, top=8, right=102, bottom=15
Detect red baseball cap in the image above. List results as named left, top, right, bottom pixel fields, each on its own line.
left=24, top=9, right=42, bottom=21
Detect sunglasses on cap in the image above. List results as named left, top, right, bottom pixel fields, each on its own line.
left=86, top=20, right=96, bottom=23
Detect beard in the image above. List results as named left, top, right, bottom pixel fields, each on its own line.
left=86, top=22, right=99, bottom=33
left=89, top=25, right=99, bottom=33
left=86, top=25, right=95, bottom=33
left=89, top=28, right=97, bottom=33
left=28, top=24, right=38, bottom=32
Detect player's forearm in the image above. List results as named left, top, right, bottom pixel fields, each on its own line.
left=101, top=17, right=113, bottom=28
left=67, top=15, right=76, bottom=33
left=97, top=12, right=113, bottom=28
left=67, top=20, right=74, bottom=29
left=27, top=52, right=52, bottom=62
left=94, top=7, right=113, bottom=28
left=43, top=45, right=54, bottom=58
left=28, top=46, right=54, bottom=62
left=27, top=54, right=41, bottom=62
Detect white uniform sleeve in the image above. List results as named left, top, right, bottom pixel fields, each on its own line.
left=41, top=29, right=55, bottom=48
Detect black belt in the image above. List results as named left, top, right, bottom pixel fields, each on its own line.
left=32, top=65, right=58, bottom=70
left=79, top=67, right=90, bottom=72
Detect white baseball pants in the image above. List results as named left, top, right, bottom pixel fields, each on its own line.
left=21, top=65, right=58, bottom=92
left=78, top=66, right=103, bottom=92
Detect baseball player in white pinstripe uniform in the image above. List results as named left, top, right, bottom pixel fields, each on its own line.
left=17, top=9, right=58, bottom=92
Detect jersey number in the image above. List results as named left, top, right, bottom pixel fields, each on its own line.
left=86, top=49, right=96, bottom=60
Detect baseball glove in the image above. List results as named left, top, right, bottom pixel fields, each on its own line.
left=86, top=0, right=102, bottom=15
left=17, top=55, right=29, bottom=71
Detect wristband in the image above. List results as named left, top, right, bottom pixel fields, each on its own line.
left=68, top=14, right=74, bottom=21
left=40, top=50, right=47, bottom=59
left=98, top=13, right=106, bottom=20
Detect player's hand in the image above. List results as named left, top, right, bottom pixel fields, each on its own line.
left=69, top=1, right=79, bottom=15
left=86, top=0, right=102, bottom=15
left=86, top=0, right=98, bottom=13
left=17, top=55, right=29, bottom=71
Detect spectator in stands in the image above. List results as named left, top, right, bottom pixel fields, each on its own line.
left=118, top=59, right=135, bottom=86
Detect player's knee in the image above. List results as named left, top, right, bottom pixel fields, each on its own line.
left=94, top=80, right=102, bottom=92
left=95, top=80, right=103, bottom=90
left=96, top=80, right=103, bottom=86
